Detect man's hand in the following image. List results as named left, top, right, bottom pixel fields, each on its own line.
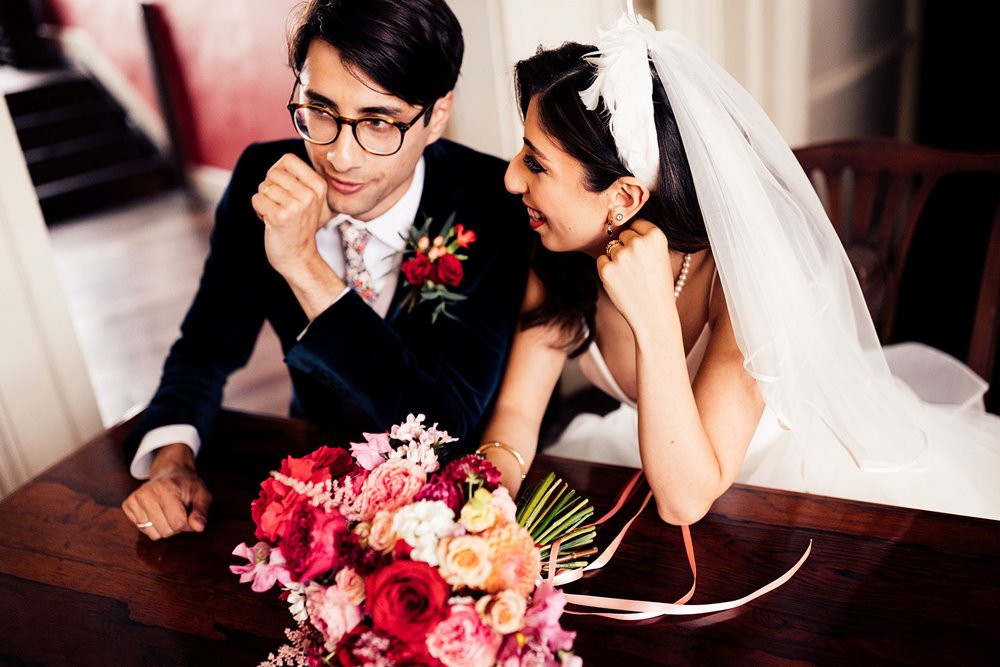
left=251, top=153, right=346, bottom=320
left=251, top=153, right=335, bottom=280
left=121, top=443, right=212, bottom=541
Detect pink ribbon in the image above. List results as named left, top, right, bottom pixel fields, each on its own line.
left=546, top=472, right=811, bottom=619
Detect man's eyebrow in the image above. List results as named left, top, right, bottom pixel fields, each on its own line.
left=302, top=89, right=404, bottom=119
left=303, top=88, right=337, bottom=109
left=523, top=138, right=548, bottom=161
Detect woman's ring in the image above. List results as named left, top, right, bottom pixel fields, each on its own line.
left=605, top=239, right=624, bottom=257
left=261, top=182, right=270, bottom=195
left=136, top=521, right=154, bottom=529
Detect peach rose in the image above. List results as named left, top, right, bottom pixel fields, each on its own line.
left=368, top=510, right=399, bottom=553
left=335, top=567, right=366, bottom=606
left=437, top=535, right=492, bottom=588
left=475, top=590, right=527, bottom=634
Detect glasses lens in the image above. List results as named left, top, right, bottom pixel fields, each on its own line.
left=356, top=119, right=404, bottom=156
left=293, top=107, right=340, bottom=144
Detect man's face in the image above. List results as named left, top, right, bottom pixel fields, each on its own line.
left=295, top=39, right=450, bottom=221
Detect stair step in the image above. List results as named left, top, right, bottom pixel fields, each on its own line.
left=24, top=129, right=158, bottom=185
left=3, top=70, right=99, bottom=115
left=13, top=99, right=127, bottom=149
left=38, top=156, right=175, bottom=223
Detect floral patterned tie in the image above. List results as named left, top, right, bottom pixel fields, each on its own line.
left=339, top=222, right=378, bottom=305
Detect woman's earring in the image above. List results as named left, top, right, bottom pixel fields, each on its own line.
left=615, top=212, right=624, bottom=222
left=606, top=220, right=614, bottom=237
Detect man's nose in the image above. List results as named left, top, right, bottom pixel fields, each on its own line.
left=325, top=127, right=365, bottom=172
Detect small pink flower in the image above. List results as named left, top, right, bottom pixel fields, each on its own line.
left=428, top=246, right=446, bottom=261
left=305, top=582, right=363, bottom=649
left=390, top=414, right=427, bottom=443
left=417, top=235, right=430, bottom=251
left=358, top=458, right=427, bottom=521
left=229, top=541, right=291, bottom=592
left=426, top=604, right=502, bottom=667
left=523, top=583, right=577, bottom=653
left=350, top=432, right=393, bottom=471
left=432, top=235, right=445, bottom=247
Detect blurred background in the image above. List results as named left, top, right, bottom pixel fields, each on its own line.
left=1, top=0, right=997, bottom=497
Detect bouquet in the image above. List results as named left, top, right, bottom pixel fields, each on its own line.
left=232, top=414, right=590, bottom=667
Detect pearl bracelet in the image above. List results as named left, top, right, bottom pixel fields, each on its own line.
left=476, top=441, right=527, bottom=480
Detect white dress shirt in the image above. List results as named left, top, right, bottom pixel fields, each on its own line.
left=129, top=158, right=426, bottom=479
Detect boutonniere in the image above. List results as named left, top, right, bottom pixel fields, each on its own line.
left=400, top=211, right=477, bottom=323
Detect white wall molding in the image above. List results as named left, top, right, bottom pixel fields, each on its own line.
left=0, top=98, right=103, bottom=499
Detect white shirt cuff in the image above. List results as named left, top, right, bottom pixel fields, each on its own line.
left=130, top=424, right=201, bottom=480
left=296, top=286, right=352, bottom=341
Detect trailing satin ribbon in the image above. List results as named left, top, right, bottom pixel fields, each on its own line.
left=547, top=471, right=812, bottom=619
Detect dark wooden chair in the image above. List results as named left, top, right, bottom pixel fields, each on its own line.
left=793, top=137, right=1000, bottom=398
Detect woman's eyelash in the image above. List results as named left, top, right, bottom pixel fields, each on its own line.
left=523, top=154, right=545, bottom=173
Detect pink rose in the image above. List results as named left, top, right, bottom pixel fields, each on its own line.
left=358, top=458, right=426, bottom=521
left=305, top=583, right=362, bottom=648
left=426, top=604, right=502, bottom=667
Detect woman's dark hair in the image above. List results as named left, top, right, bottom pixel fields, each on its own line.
left=288, top=0, right=463, bottom=114
left=514, top=42, right=709, bottom=352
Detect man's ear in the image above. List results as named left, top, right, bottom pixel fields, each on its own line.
left=423, top=91, right=454, bottom=145
left=606, top=176, right=650, bottom=230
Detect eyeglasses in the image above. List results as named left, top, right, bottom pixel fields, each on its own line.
left=287, top=82, right=429, bottom=156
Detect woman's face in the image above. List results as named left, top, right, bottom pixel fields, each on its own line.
left=505, top=97, right=611, bottom=256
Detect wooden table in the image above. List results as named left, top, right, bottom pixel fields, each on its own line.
left=1, top=410, right=997, bottom=666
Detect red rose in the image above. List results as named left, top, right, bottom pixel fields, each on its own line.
left=365, top=560, right=451, bottom=643
left=303, top=445, right=356, bottom=478
left=432, top=253, right=464, bottom=287
left=251, top=476, right=301, bottom=542
left=279, top=502, right=347, bottom=582
left=402, top=253, right=432, bottom=284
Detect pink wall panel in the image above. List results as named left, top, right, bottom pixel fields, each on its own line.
left=45, top=0, right=301, bottom=169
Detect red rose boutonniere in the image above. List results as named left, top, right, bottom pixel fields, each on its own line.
left=400, top=211, right=476, bottom=323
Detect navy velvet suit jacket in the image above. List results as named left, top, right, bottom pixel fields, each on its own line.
left=129, top=138, right=530, bottom=457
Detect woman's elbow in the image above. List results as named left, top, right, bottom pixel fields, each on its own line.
left=654, top=498, right=713, bottom=526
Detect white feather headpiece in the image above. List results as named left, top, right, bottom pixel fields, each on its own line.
left=579, top=2, right=659, bottom=189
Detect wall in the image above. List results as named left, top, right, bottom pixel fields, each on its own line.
left=0, top=97, right=103, bottom=499
left=45, top=0, right=300, bottom=170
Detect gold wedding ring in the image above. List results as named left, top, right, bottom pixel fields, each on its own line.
left=261, top=182, right=270, bottom=195
left=605, top=239, right=624, bottom=257
left=136, top=521, right=154, bottom=529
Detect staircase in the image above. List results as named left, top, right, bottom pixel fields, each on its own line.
left=3, top=65, right=176, bottom=223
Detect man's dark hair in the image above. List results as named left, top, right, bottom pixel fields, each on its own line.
left=288, top=0, right=464, bottom=110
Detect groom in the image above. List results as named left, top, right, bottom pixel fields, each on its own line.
left=121, top=0, right=530, bottom=540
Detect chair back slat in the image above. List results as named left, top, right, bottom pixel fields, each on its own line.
left=793, top=137, right=1000, bottom=394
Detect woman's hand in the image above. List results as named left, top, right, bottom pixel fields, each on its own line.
left=596, top=219, right=678, bottom=333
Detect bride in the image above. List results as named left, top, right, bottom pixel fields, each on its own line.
left=478, top=3, right=1000, bottom=523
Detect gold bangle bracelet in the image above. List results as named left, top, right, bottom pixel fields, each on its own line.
left=476, top=441, right=527, bottom=480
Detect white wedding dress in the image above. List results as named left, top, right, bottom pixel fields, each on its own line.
left=546, top=295, right=1000, bottom=521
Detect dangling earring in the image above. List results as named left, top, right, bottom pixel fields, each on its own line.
left=607, top=212, right=625, bottom=237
